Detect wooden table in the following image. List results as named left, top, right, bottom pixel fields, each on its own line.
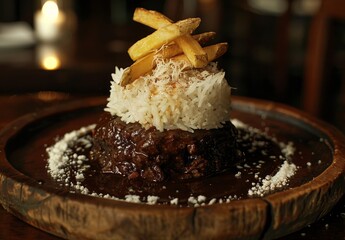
left=0, top=94, right=345, bottom=240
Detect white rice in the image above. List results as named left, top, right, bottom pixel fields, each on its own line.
left=106, top=58, right=232, bottom=132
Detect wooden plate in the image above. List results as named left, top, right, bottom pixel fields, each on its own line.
left=0, top=97, right=344, bottom=240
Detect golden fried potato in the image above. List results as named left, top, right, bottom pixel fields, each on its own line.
left=133, top=8, right=208, bottom=67
left=172, top=43, right=228, bottom=67
left=128, top=18, right=201, bottom=61
left=120, top=33, right=217, bottom=86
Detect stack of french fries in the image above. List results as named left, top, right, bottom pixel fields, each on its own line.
left=120, top=8, right=228, bottom=86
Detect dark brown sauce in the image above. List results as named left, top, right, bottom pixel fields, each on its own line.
left=75, top=127, right=293, bottom=204
left=6, top=106, right=333, bottom=207
left=20, top=128, right=329, bottom=206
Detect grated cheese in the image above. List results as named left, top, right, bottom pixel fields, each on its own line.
left=107, top=60, right=232, bottom=132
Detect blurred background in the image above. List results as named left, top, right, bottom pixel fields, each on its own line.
left=0, top=0, right=344, bottom=131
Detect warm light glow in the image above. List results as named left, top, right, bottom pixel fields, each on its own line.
left=248, top=0, right=287, bottom=15
left=42, top=1, right=59, bottom=19
left=41, top=55, right=61, bottom=70
left=37, top=44, right=63, bottom=70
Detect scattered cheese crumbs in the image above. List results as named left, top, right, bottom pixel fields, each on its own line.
left=231, top=118, right=247, bottom=129
left=235, top=171, right=242, bottom=178
left=197, top=195, right=206, bottom=203
left=46, top=124, right=95, bottom=183
left=147, top=195, right=159, bottom=205
left=188, top=195, right=207, bottom=206
left=75, top=173, right=85, bottom=181
left=170, top=198, right=179, bottom=205
left=188, top=196, right=198, bottom=205
left=307, top=162, right=312, bottom=167
left=280, top=141, right=295, bottom=158
left=125, top=195, right=141, bottom=203
left=232, top=118, right=299, bottom=197
left=248, top=161, right=297, bottom=197
left=208, top=198, right=217, bottom=205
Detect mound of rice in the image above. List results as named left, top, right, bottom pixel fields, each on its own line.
left=105, top=59, right=232, bottom=132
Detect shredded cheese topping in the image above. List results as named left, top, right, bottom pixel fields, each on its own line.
left=106, top=59, right=232, bottom=132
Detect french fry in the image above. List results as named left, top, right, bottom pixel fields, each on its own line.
left=120, top=33, right=217, bottom=86
left=193, top=32, right=216, bottom=45
left=133, top=8, right=172, bottom=28
left=120, top=53, right=154, bottom=86
left=128, top=17, right=201, bottom=61
left=174, top=34, right=208, bottom=68
left=123, top=8, right=224, bottom=86
left=133, top=8, right=208, bottom=68
left=133, top=9, right=215, bottom=51
left=203, top=43, right=228, bottom=62
left=158, top=32, right=216, bottom=59
left=172, top=43, right=228, bottom=67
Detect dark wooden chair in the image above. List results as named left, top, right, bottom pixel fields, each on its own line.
left=302, top=0, right=345, bottom=116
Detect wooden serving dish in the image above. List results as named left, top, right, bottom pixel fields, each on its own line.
left=0, top=97, right=344, bottom=240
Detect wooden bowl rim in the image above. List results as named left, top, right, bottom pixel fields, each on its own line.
left=0, top=96, right=344, bottom=239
